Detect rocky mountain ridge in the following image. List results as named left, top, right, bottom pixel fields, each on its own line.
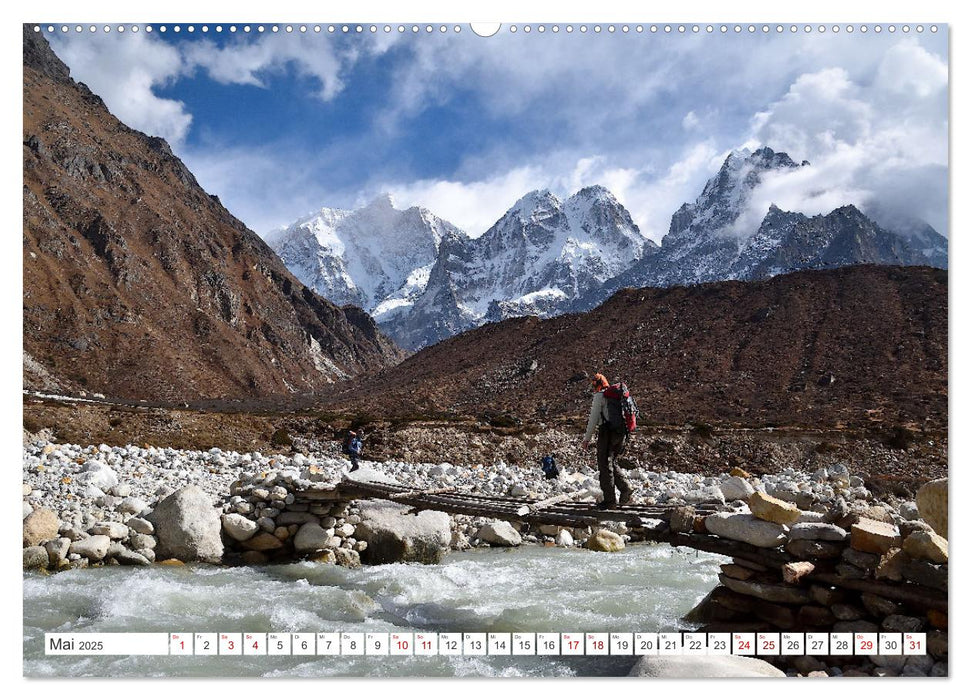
left=272, top=185, right=653, bottom=349
left=274, top=148, right=946, bottom=350
left=22, top=26, right=402, bottom=401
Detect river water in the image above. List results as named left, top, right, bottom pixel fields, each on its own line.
left=24, top=544, right=726, bottom=678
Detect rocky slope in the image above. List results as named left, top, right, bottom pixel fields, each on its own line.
left=327, top=265, right=947, bottom=430
left=22, top=26, right=402, bottom=401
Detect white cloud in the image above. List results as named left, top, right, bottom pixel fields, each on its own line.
left=378, top=167, right=548, bottom=236
left=47, top=29, right=948, bottom=241
left=371, top=143, right=722, bottom=243
left=184, top=33, right=356, bottom=101
left=743, top=41, right=948, bottom=233
left=49, top=32, right=192, bottom=146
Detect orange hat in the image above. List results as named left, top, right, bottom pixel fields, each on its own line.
left=591, top=373, right=609, bottom=390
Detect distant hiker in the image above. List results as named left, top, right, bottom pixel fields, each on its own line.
left=343, top=430, right=364, bottom=472
left=581, top=373, right=636, bottom=509
left=540, top=454, right=559, bottom=479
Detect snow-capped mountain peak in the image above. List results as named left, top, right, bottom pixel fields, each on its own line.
left=270, top=147, right=945, bottom=351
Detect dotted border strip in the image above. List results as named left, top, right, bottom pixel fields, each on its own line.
left=32, top=24, right=940, bottom=35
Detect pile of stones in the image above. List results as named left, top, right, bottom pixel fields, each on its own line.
left=220, top=468, right=367, bottom=568
left=683, top=473, right=948, bottom=677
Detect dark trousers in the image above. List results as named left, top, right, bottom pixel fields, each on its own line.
left=349, top=455, right=360, bottom=471
left=597, top=426, right=632, bottom=505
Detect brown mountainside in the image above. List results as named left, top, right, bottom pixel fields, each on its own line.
left=22, top=26, right=402, bottom=401
left=331, top=265, right=947, bottom=430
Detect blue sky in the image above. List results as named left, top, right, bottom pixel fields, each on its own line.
left=47, top=24, right=949, bottom=239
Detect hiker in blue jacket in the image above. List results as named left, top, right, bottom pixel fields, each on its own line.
left=344, top=430, right=364, bottom=472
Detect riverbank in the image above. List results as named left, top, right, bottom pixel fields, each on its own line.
left=23, top=431, right=948, bottom=677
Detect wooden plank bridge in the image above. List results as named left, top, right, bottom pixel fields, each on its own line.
left=302, top=475, right=727, bottom=530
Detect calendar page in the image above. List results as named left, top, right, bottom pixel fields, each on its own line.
left=21, top=2, right=949, bottom=683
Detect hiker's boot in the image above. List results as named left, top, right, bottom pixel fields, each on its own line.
left=596, top=501, right=617, bottom=511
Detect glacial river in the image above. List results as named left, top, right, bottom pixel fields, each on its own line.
left=24, top=544, right=726, bottom=677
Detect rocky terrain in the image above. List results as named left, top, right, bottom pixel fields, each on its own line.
left=22, top=26, right=402, bottom=402
left=23, top=431, right=949, bottom=677
left=326, top=265, right=948, bottom=431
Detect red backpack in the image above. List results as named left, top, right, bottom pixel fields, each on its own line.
left=603, top=383, right=638, bottom=433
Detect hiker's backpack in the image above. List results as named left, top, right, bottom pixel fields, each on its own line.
left=603, top=382, right=638, bottom=433
left=342, top=435, right=354, bottom=455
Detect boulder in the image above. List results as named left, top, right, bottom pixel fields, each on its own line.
left=126, top=517, right=154, bottom=535
left=788, top=522, right=847, bottom=542
left=851, top=518, right=901, bottom=554
left=44, top=538, right=71, bottom=567
left=876, top=548, right=912, bottom=581
left=669, top=506, right=696, bottom=534
left=114, top=548, right=151, bottom=566
left=916, top=478, right=947, bottom=537
left=334, top=548, right=361, bottom=568
left=796, top=606, right=836, bottom=627
left=117, top=497, right=149, bottom=515
left=477, top=521, right=523, bottom=547
left=883, top=615, right=925, bottom=634
left=629, top=655, right=785, bottom=678
left=69, top=535, right=111, bottom=561
left=861, top=593, right=900, bottom=617
left=23, top=507, right=59, bottom=547
left=221, top=513, right=259, bottom=542
left=902, top=560, right=947, bottom=590
left=146, top=486, right=223, bottom=563
left=795, top=510, right=828, bottom=524
left=555, top=529, right=574, bottom=547
left=705, top=512, right=787, bottom=548
left=77, top=461, right=119, bottom=491
left=89, top=522, right=129, bottom=539
left=720, top=564, right=754, bottom=580
left=293, top=523, right=331, bottom=553
left=748, top=491, right=801, bottom=526
left=810, top=585, right=848, bottom=606
left=902, top=531, right=948, bottom=564
left=23, top=546, right=49, bottom=570
left=843, top=547, right=881, bottom=571
left=786, top=539, right=843, bottom=559
left=718, top=574, right=811, bottom=604
left=241, top=532, right=285, bottom=551
left=720, top=476, right=755, bottom=501
left=312, top=550, right=337, bottom=565
left=585, top=529, right=625, bottom=552
left=129, top=533, right=156, bottom=551
left=782, top=561, right=815, bottom=584
left=355, top=500, right=451, bottom=564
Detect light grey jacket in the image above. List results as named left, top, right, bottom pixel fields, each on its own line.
left=582, top=391, right=607, bottom=444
